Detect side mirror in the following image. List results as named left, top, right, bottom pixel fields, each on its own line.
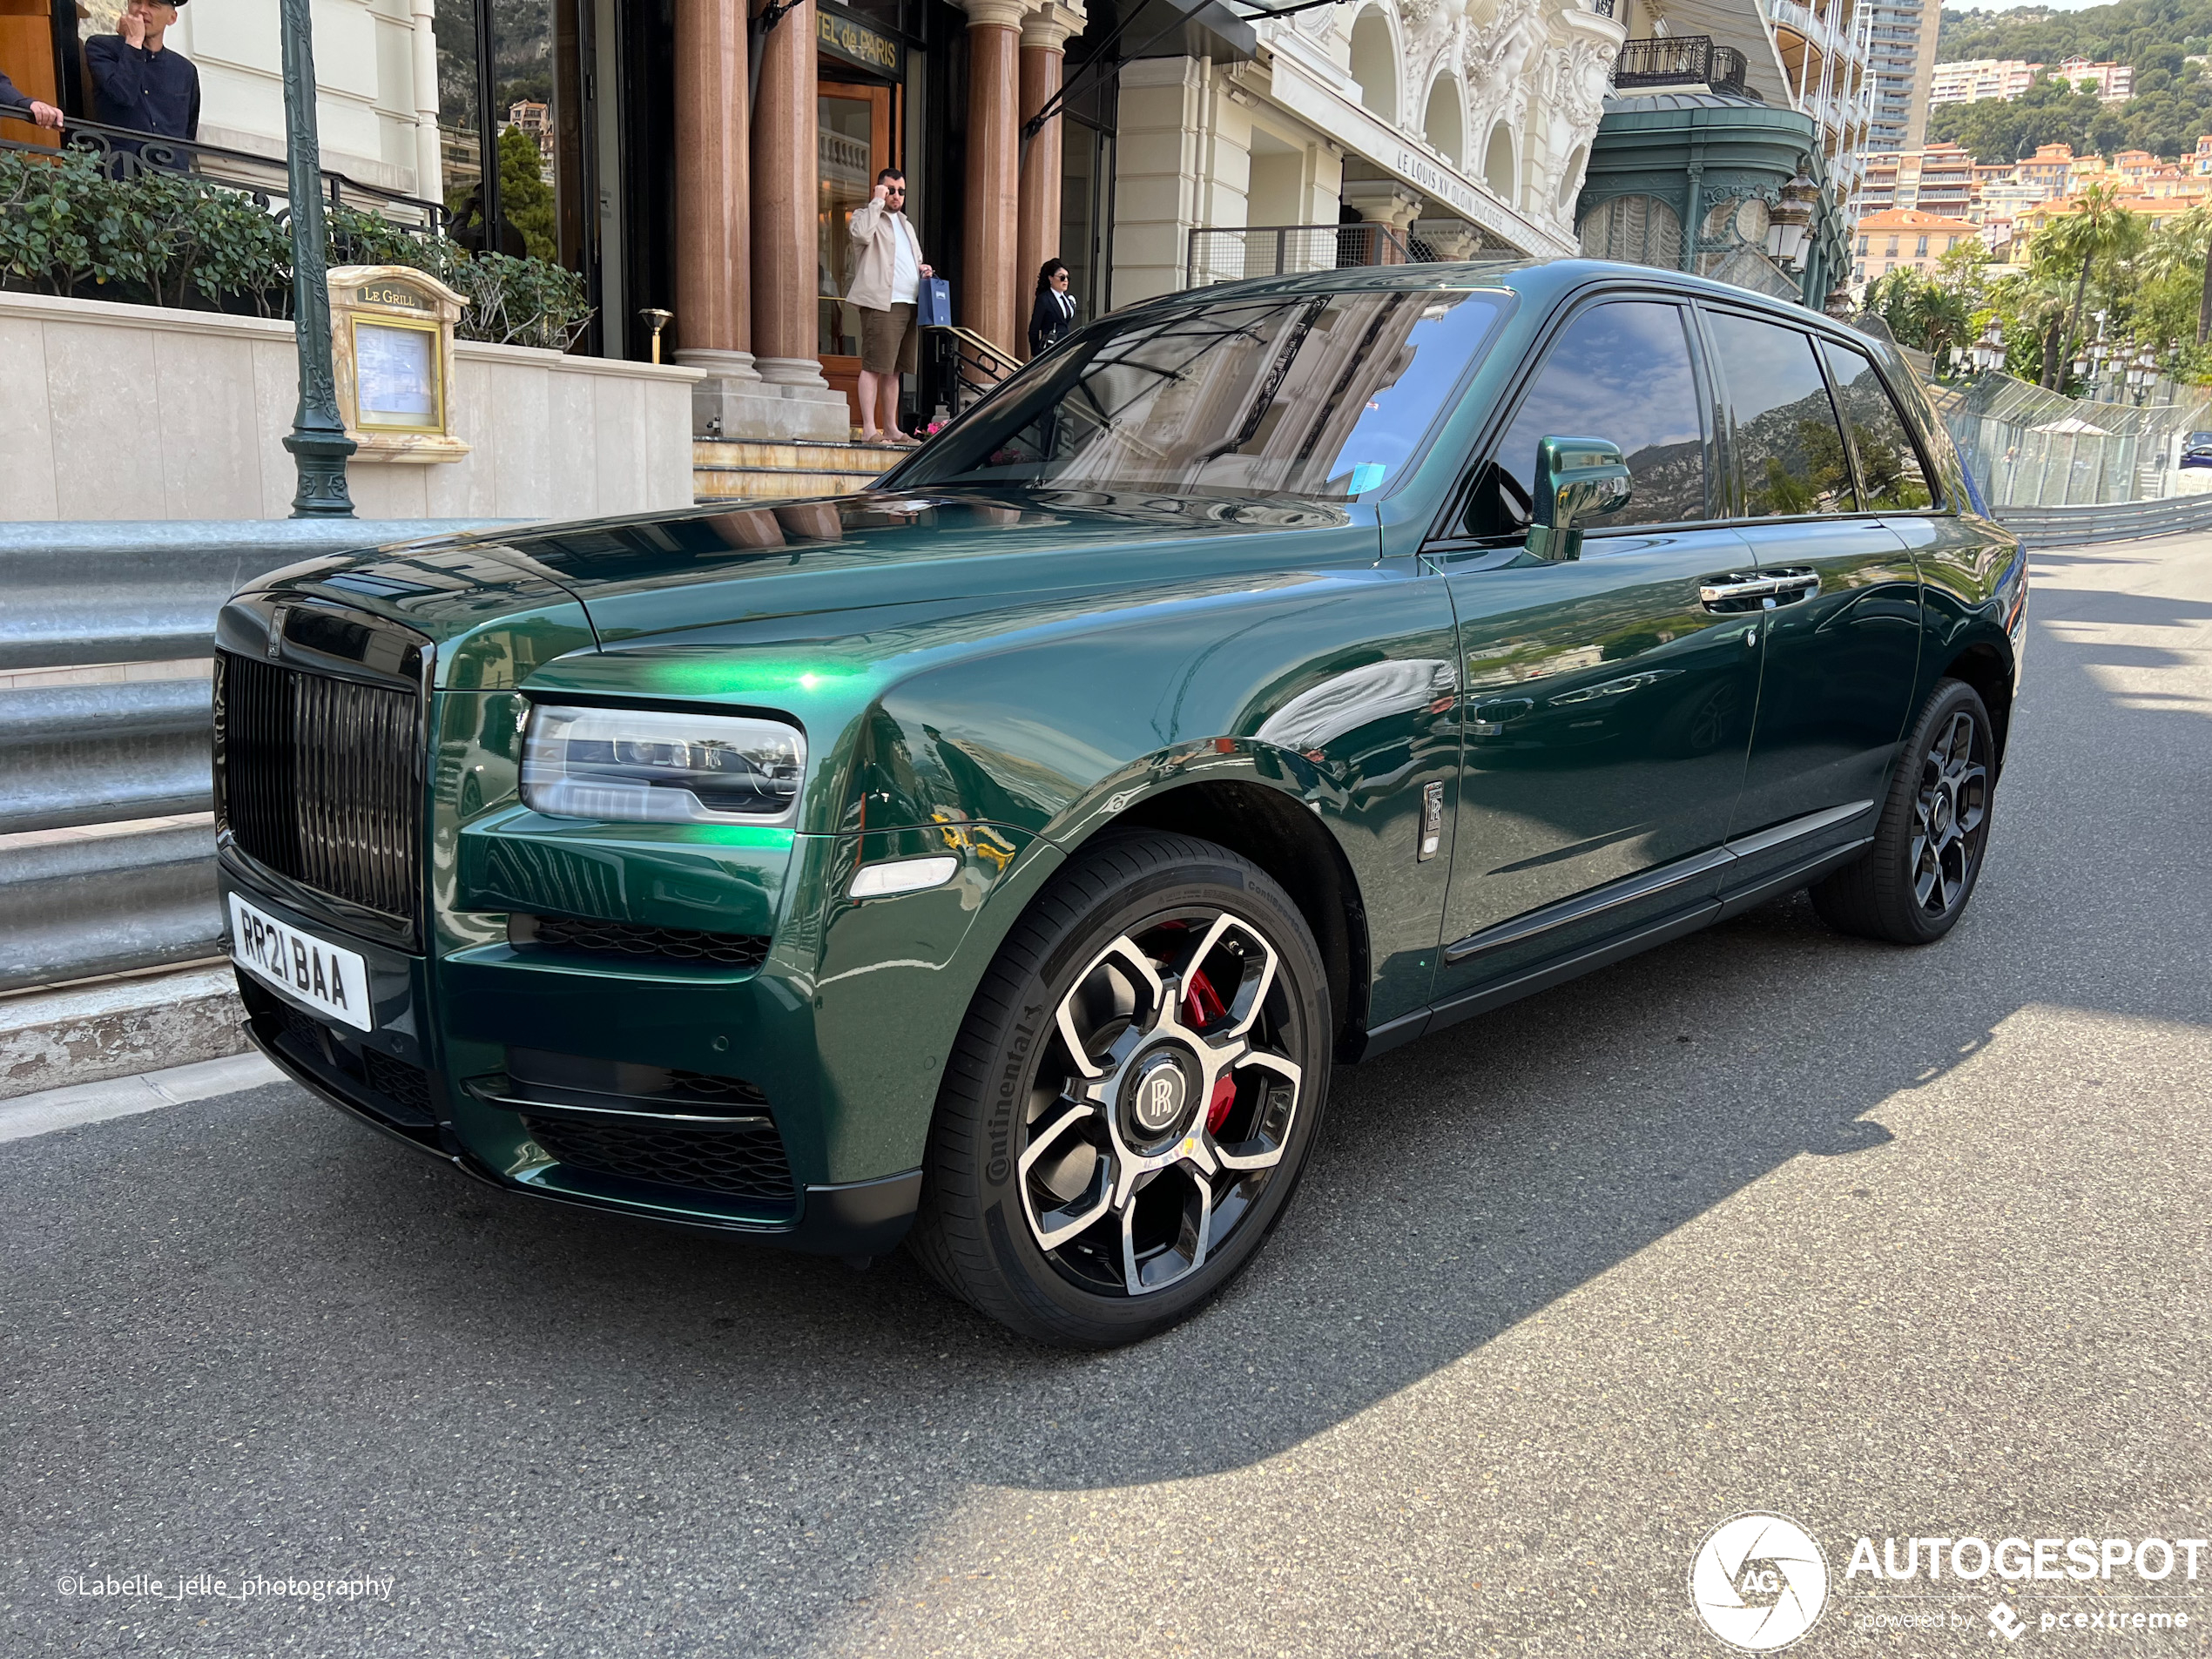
left=1526, top=435, right=1632, bottom=563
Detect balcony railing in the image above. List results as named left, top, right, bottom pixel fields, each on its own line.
left=1612, top=37, right=1750, bottom=97
left=0, top=113, right=447, bottom=231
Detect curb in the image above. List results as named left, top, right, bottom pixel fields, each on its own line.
left=0, top=962, right=250, bottom=1101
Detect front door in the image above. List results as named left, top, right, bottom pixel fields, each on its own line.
left=1696, top=308, right=1925, bottom=881
left=818, top=78, right=896, bottom=432
left=1431, top=296, right=1762, bottom=1008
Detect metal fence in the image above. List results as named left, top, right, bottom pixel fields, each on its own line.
left=0, top=519, right=494, bottom=993
left=1941, top=372, right=2212, bottom=509
left=1186, top=224, right=1412, bottom=287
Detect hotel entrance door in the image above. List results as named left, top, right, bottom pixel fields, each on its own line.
left=818, top=78, right=897, bottom=433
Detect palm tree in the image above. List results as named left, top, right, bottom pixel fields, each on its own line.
left=2031, top=183, right=2144, bottom=390
left=2156, top=201, right=2212, bottom=347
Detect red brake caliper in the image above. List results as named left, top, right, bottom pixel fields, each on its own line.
left=1184, top=969, right=1238, bottom=1135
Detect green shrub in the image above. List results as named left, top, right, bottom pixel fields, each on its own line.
left=0, top=147, right=591, bottom=349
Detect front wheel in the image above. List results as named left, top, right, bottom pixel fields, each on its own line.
left=1811, top=677, right=1996, bottom=944
left=907, top=832, right=1332, bottom=1347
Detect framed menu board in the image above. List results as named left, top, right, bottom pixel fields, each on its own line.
left=327, top=265, right=471, bottom=462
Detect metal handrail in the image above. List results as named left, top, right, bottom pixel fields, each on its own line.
left=0, top=112, right=447, bottom=227
left=924, top=321, right=1022, bottom=376
left=1185, top=223, right=1411, bottom=288
left=1611, top=37, right=1750, bottom=96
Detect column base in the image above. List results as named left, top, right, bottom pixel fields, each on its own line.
left=678, top=348, right=847, bottom=442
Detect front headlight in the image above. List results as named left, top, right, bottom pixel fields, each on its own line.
left=520, top=705, right=806, bottom=823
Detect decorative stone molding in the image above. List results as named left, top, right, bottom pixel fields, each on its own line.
left=1343, top=177, right=1428, bottom=231
left=1021, top=0, right=1084, bottom=52
left=955, top=0, right=1033, bottom=31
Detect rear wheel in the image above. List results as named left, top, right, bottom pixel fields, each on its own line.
left=907, top=832, right=1331, bottom=1347
left=1811, top=677, right=1995, bottom=945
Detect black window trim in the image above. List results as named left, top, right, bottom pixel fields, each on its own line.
left=1421, top=281, right=1731, bottom=564
left=1693, top=297, right=1942, bottom=529
left=1819, top=334, right=1952, bottom=515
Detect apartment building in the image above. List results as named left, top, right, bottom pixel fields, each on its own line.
left=2057, top=57, right=2135, bottom=101
left=1928, top=58, right=2042, bottom=106
left=1852, top=206, right=1977, bottom=281
left=1855, top=142, right=1973, bottom=213
left=2018, top=143, right=2076, bottom=196
left=1865, top=0, right=1942, bottom=150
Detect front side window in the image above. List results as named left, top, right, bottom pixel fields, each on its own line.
left=894, top=287, right=1508, bottom=501
left=1822, top=341, right=1936, bottom=509
left=1461, top=300, right=1709, bottom=538
left=1703, top=310, right=1854, bottom=518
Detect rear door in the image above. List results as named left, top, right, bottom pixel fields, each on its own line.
left=1427, top=294, right=1762, bottom=1010
left=1696, top=307, right=1922, bottom=886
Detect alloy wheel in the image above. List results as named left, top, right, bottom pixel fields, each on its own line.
left=1017, top=908, right=1305, bottom=1298
left=1911, top=709, right=1988, bottom=917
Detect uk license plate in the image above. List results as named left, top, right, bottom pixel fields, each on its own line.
left=228, top=893, right=375, bottom=1033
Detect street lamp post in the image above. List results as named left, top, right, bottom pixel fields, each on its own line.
left=279, top=0, right=356, bottom=517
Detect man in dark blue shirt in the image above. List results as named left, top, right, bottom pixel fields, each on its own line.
left=85, top=0, right=199, bottom=142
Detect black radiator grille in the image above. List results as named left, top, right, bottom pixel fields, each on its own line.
left=216, top=651, right=422, bottom=921
left=522, top=1115, right=798, bottom=1208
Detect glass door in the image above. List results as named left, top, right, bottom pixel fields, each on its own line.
left=819, top=78, right=895, bottom=435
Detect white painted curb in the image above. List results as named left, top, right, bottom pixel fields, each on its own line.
left=0, top=1050, right=285, bottom=1143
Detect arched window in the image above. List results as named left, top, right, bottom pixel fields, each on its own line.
left=1483, top=122, right=1516, bottom=204
left=1557, top=144, right=1588, bottom=213
left=1350, top=9, right=1398, bottom=125
left=1424, top=75, right=1464, bottom=166
left=1578, top=194, right=1683, bottom=268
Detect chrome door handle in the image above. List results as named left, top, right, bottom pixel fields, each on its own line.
left=1700, top=570, right=1820, bottom=611
left=1701, top=575, right=1781, bottom=609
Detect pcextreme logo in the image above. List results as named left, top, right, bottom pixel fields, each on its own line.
left=1689, top=1513, right=1831, bottom=1652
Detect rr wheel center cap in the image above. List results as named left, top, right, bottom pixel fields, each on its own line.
left=1123, top=1049, right=1199, bottom=1143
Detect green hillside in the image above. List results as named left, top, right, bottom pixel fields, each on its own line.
left=1931, top=4, right=2212, bottom=158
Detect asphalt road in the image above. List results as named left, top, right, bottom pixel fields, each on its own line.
left=6, top=535, right=2209, bottom=1659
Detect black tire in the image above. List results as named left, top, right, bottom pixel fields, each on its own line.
left=1811, top=677, right=1996, bottom=944
left=907, top=831, right=1332, bottom=1347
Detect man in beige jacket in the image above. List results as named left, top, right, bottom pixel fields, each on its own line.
left=846, top=169, right=932, bottom=444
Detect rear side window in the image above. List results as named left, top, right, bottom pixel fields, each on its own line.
left=1462, top=300, right=1709, bottom=538
left=1821, top=341, right=1937, bottom=509
left=1704, top=311, right=1854, bottom=518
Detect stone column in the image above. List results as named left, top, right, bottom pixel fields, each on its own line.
left=408, top=0, right=442, bottom=214
left=1340, top=179, right=1427, bottom=262
left=672, top=0, right=776, bottom=436
left=750, top=0, right=850, bottom=439
left=959, top=0, right=1030, bottom=358
left=1016, top=1, right=1083, bottom=354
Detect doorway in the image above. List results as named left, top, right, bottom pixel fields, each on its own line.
left=818, top=77, right=897, bottom=434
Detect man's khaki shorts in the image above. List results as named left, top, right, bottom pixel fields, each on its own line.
left=860, top=301, right=919, bottom=375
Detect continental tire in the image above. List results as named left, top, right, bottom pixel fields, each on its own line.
left=907, top=831, right=1332, bottom=1347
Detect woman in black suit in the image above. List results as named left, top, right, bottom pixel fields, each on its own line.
left=1027, top=260, right=1078, bottom=359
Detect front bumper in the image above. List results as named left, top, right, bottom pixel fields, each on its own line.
left=221, top=867, right=924, bottom=1257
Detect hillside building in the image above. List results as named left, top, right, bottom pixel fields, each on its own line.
left=1928, top=57, right=2041, bottom=106
left=1851, top=205, right=1975, bottom=282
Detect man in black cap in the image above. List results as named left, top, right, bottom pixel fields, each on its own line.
left=0, top=69, right=64, bottom=130
left=85, top=0, right=199, bottom=142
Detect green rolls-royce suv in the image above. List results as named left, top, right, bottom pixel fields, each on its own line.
left=215, top=260, right=2026, bottom=1346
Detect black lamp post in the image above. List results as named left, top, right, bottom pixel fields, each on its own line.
left=279, top=0, right=356, bottom=517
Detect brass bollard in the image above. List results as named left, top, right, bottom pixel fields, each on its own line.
left=640, top=307, right=673, bottom=365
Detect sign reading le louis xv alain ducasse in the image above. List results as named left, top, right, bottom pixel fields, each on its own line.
left=325, top=264, right=472, bottom=464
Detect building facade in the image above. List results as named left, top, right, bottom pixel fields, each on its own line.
left=1862, top=0, right=1937, bottom=152
left=2, top=0, right=1631, bottom=444
left=1927, top=57, right=2040, bottom=107
left=1851, top=205, right=1974, bottom=283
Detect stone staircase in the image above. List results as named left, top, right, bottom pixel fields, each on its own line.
left=692, top=437, right=912, bottom=502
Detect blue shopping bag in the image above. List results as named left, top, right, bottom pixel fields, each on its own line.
left=917, top=276, right=953, bottom=327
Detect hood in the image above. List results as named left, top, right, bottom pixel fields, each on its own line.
left=245, top=489, right=1378, bottom=691
left=482, top=488, right=1374, bottom=644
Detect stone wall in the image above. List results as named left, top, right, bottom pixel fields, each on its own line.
left=0, top=291, right=702, bottom=523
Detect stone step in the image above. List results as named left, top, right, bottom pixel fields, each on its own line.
left=691, top=437, right=911, bottom=470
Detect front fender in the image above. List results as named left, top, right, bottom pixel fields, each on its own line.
left=846, top=563, right=1463, bottom=1028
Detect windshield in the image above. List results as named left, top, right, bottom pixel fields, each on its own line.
left=895, top=287, right=1509, bottom=501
